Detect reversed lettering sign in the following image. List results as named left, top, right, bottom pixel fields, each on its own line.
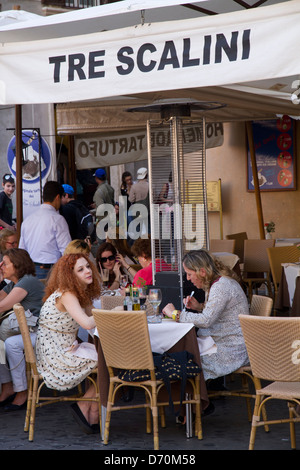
left=75, top=123, right=223, bottom=168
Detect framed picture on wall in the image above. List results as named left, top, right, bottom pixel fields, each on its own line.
left=247, top=116, right=296, bottom=191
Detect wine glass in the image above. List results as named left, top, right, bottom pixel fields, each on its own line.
left=101, top=268, right=109, bottom=293
left=147, top=288, right=162, bottom=323
left=120, top=274, right=129, bottom=288
left=138, top=287, right=147, bottom=310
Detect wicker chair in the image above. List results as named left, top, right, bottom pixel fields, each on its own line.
left=208, top=295, right=273, bottom=424
left=100, top=295, right=124, bottom=311
left=239, top=314, right=300, bottom=450
left=100, top=294, right=156, bottom=316
left=12, top=303, right=100, bottom=441
left=242, top=239, right=275, bottom=301
left=249, top=294, right=273, bottom=316
left=226, top=232, right=248, bottom=263
left=209, top=239, right=236, bottom=254
left=92, top=309, right=202, bottom=450
left=267, top=245, right=300, bottom=306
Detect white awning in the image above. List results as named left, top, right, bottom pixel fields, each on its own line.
left=0, top=0, right=299, bottom=119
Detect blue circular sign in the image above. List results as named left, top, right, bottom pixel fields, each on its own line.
left=7, top=129, right=51, bottom=184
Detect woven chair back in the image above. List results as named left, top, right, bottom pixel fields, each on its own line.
left=267, top=245, right=300, bottom=289
left=210, top=239, right=236, bottom=254
left=226, top=232, right=248, bottom=262
left=13, top=303, right=38, bottom=373
left=250, top=295, right=273, bottom=316
left=239, top=314, right=300, bottom=382
left=92, top=309, right=155, bottom=371
left=243, top=239, right=274, bottom=273
left=100, top=295, right=124, bottom=310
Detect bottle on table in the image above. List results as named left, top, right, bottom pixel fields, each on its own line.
left=132, top=287, right=140, bottom=311
left=124, top=288, right=133, bottom=311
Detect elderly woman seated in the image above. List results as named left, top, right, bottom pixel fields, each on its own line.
left=0, top=248, right=45, bottom=410
left=162, top=250, right=249, bottom=384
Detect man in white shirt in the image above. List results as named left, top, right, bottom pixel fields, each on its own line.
left=128, top=167, right=150, bottom=237
left=19, top=181, right=71, bottom=279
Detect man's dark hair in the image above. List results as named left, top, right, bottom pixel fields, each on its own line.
left=43, top=181, right=64, bottom=202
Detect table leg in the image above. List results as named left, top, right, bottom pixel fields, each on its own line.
left=185, top=393, right=192, bottom=438
left=101, top=405, right=107, bottom=440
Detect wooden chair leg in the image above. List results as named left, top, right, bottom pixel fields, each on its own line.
left=288, top=403, right=297, bottom=449
left=151, top=387, right=159, bottom=451
left=103, top=383, right=114, bottom=445
left=159, top=406, right=166, bottom=428
left=145, top=392, right=152, bottom=433
left=24, top=377, right=33, bottom=433
left=28, top=377, right=39, bottom=442
left=261, top=402, right=270, bottom=433
left=241, top=374, right=252, bottom=422
left=195, top=380, right=202, bottom=440
left=249, top=394, right=261, bottom=450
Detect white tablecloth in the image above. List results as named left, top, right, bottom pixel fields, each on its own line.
left=92, top=318, right=194, bottom=355
left=148, top=319, right=194, bottom=354
left=282, top=263, right=300, bottom=306
left=276, top=238, right=300, bottom=247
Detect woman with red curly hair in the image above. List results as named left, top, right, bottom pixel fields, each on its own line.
left=35, top=253, right=101, bottom=434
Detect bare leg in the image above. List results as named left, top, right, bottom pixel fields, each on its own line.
left=77, top=385, right=99, bottom=425
left=11, top=390, right=27, bottom=406
left=0, top=381, right=14, bottom=402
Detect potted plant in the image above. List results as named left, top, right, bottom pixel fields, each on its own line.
left=264, top=221, right=275, bottom=239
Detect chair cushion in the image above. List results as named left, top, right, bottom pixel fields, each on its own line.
left=257, top=381, right=300, bottom=399
left=118, top=351, right=201, bottom=412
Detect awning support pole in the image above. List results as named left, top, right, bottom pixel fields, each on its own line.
left=246, top=121, right=265, bottom=240
left=15, top=105, right=23, bottom=239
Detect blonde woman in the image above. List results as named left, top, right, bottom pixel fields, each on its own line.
left=64, top=239, right=96, bottom=264
left=162, top=250, right=249, bottom=382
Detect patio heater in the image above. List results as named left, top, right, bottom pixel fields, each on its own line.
left=128, top=99, right=225, bottom=310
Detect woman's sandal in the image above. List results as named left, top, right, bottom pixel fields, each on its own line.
left=70, top=403, right=100, bottom=435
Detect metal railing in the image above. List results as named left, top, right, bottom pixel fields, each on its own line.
left=41, top=0, right=120, bottom=10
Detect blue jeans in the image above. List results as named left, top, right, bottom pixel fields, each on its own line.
left=34, top=264, right=52, bottom=280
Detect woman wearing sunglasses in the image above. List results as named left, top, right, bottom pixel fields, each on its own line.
left=96, top=242, right=131, bottom=290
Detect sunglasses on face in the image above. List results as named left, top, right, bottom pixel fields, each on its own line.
left=101, top=255, right=115, bottom=263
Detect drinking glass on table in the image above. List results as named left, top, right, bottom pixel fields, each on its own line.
left=101, top=268, right=109, bottom=293
left=147, top=288, right=162, bottom=323
left=120, top=274, right=129, bottom=288
left=138, top=287, right=147, bottom=310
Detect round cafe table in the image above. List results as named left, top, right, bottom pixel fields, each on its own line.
left=94, top=320, right=209, bottom=411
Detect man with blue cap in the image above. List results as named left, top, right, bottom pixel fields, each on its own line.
left=60, top=184, right=95, bottom=240
left=92, top=168, right=114, bottom=209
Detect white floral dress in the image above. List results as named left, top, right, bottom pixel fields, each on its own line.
left=35, top=291, right=97, bottom=391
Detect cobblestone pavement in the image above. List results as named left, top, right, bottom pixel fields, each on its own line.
left=1, top=382, right=300, bottom=456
